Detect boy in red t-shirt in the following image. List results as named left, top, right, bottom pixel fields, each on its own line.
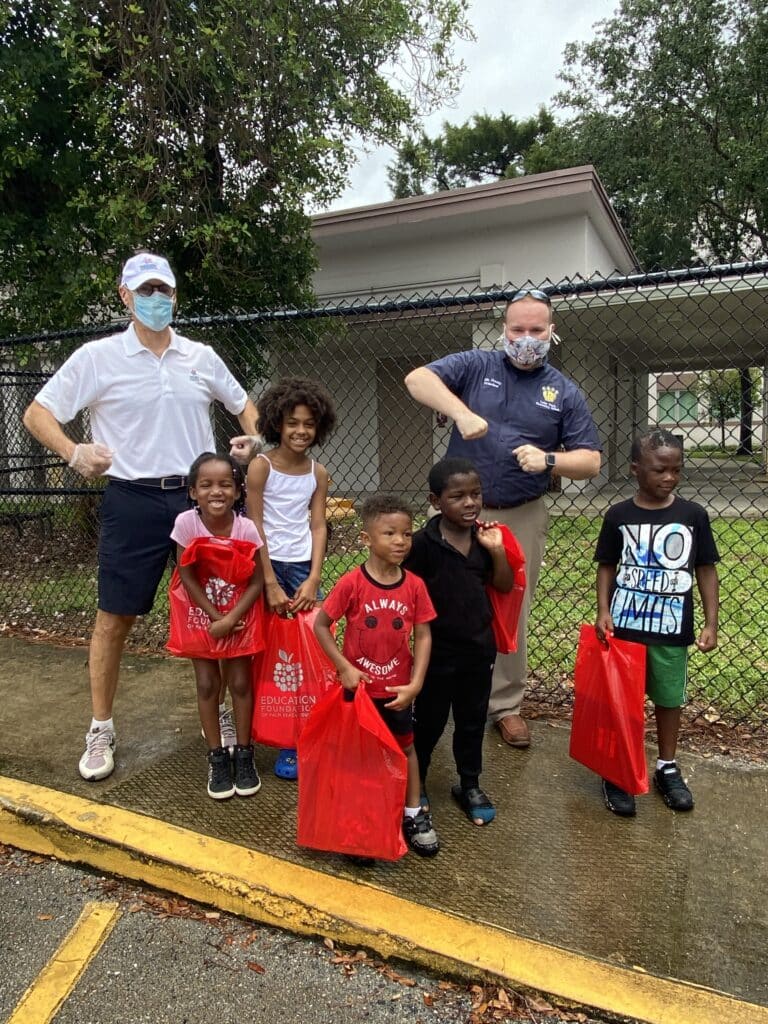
left=314, top=494, right=440, bottom=856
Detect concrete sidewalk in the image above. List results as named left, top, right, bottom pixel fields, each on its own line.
left=1, top=636, right=766, bottom=1024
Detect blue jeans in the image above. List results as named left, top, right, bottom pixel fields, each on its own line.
left=271, top=560, right=323, bottom=600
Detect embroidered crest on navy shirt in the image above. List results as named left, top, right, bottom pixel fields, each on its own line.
left=536, top=384, right=560, bottom=411
left=482, top=376, right=502, bottom=389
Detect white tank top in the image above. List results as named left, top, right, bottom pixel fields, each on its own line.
left=257, top=454, right=317, bottom=562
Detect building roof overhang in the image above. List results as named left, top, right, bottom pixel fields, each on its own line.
left=311, top=165, right=638, bottom=274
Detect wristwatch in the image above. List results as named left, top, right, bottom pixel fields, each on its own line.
left=545, top=452, right=556, bottom=469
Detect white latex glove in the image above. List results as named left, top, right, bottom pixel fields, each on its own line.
left=229, top=434, right=263, bottom=465
left=68, top=442, right=114, bottom=479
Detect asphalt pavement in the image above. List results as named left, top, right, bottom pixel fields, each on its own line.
left=1, top=845, right=618, bottom=1024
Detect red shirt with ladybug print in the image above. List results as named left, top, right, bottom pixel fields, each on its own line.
left=321, top=564, right=436, bottom=698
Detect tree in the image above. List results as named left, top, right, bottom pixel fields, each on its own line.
left=696, top=368, right=753, bottom=448
left=0, top=0, right=471, bottom=335
left=527, top=0, right=768, bottom=267
left=388, top=109, right=555, bottom=198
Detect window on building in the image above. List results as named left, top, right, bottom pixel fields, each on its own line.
left=658, top=389, right=698, bottom=424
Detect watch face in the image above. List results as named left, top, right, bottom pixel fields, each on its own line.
left=546, top=453, right=555, bottom=468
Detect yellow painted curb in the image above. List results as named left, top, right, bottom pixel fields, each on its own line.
left=8, top=900, right=120, bottom=1023
left=1, top=776, right=764, bottom=1024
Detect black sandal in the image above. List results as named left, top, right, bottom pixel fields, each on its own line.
left=451, top=784, right=496, bottom=826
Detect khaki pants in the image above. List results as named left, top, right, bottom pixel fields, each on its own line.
left=486, top=497, right=549, bottom=722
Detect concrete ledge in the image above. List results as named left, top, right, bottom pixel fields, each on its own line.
left=1, top=777, right=765, bottom=1024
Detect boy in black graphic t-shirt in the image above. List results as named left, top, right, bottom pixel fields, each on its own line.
left=594, top=430, right=719, bottom=817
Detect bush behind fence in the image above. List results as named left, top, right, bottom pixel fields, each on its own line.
left=2, top=263, right=768, bottom=729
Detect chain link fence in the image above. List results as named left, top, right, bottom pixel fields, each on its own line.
left=2, top=261, right=768, bottom=733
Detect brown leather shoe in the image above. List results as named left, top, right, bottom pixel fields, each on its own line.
left=496, top=714, right=530, bottom=748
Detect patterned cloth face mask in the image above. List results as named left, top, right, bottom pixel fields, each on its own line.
left=500, top=331, right=552, bottom=369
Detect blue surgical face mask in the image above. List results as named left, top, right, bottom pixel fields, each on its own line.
left=133, top=291, right=174, bottom=332
left=501, top=332, right=551, bottom=369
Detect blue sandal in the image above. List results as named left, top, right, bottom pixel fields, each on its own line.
left=274, top=748, right=298, bottom=781
left=451, top=784, right=496, bottom=826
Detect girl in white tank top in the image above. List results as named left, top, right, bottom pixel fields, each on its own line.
left=245, top=378, right=337, bottom=780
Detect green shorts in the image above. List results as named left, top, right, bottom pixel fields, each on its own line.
left=645, top=645, right=688, bottom=708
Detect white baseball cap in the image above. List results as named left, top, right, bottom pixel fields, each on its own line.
left=120, top=253, right=176, bottom=290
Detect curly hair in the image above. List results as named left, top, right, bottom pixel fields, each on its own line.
left=631, top=429, right=684, bottom=464
left=257, top=377, right=337, bottom=446
left=188, top=452, right=246, bottom=516
left=360, top=493, right=413, bottom=529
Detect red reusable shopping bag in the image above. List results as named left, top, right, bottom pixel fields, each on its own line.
left=569, top=624, right=649, bottom=795
left=486, top=523, right=527, bottom=654
left=296, top=684, right=408, bottom=861
left=251, top=608, right=338, bottom=749
left=166, top=536, right=266, bottom=659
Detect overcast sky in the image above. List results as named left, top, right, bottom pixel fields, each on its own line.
left=322, top=0, right=616, bottom=212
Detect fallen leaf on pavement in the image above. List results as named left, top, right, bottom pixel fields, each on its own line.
left=527, top=995, right=555, bottom=1013
left=378, top=965, right=417, bottom=986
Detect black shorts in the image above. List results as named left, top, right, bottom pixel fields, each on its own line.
left=371, top=698, right=414, bottom=750
left=98, top=480, right=189, bottom=616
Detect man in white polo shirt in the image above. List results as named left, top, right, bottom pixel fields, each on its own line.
left=23, top=252, right=259, bottom=781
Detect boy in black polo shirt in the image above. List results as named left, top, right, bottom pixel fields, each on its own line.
left=405, top=457, right=514, bottom=826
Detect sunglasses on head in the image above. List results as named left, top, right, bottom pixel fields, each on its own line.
left=134, top=282, right=175, bottom=297
left=507, top=288, right=552, bottom=306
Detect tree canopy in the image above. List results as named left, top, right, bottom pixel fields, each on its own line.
left=0, top=0, right=470, bottom=333
left=388, top=109, right=554, bottom=198
left=391, top=0, right=768, bottom=269
left=528, top=0, right=768, bottom=267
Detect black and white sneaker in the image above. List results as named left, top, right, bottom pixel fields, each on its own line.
left=601, top=778, right=637, bottom=817
left=654, top=762, right=694, bottom=811
left=207, top=746, right=235, bottom=800
left=233, top=744, right=261, bottom=797
left=402, top=811, right=440, bottom=856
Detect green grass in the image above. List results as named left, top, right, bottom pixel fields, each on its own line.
left=687, top=444, right=761, bottom=463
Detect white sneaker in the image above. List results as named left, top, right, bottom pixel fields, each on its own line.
left=78, top=728, right=116, bottom=781
left=200, top=707, right=237, bottom=754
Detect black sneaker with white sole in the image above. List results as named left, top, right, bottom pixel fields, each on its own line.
left=601, top=778, right=637, bottom=817
left=654, top=762, right=694, bottom=811
left=233, top=744, right=261, bottom=797
left=402, top=811, right=440, bottom=856
left=207, top=746, right=235, bottom=800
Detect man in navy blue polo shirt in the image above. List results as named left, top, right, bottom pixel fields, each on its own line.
left=405, top=289, right=601, bottom=749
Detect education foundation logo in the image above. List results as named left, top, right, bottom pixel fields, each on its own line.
left=187, top=606, right=211, bottom=630
left=205, top=576, right=236, bottom=609
left=273, top=649, right=304, bottom=692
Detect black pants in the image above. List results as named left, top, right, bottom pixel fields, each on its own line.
left=414, top=658, right=494, bottom=789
